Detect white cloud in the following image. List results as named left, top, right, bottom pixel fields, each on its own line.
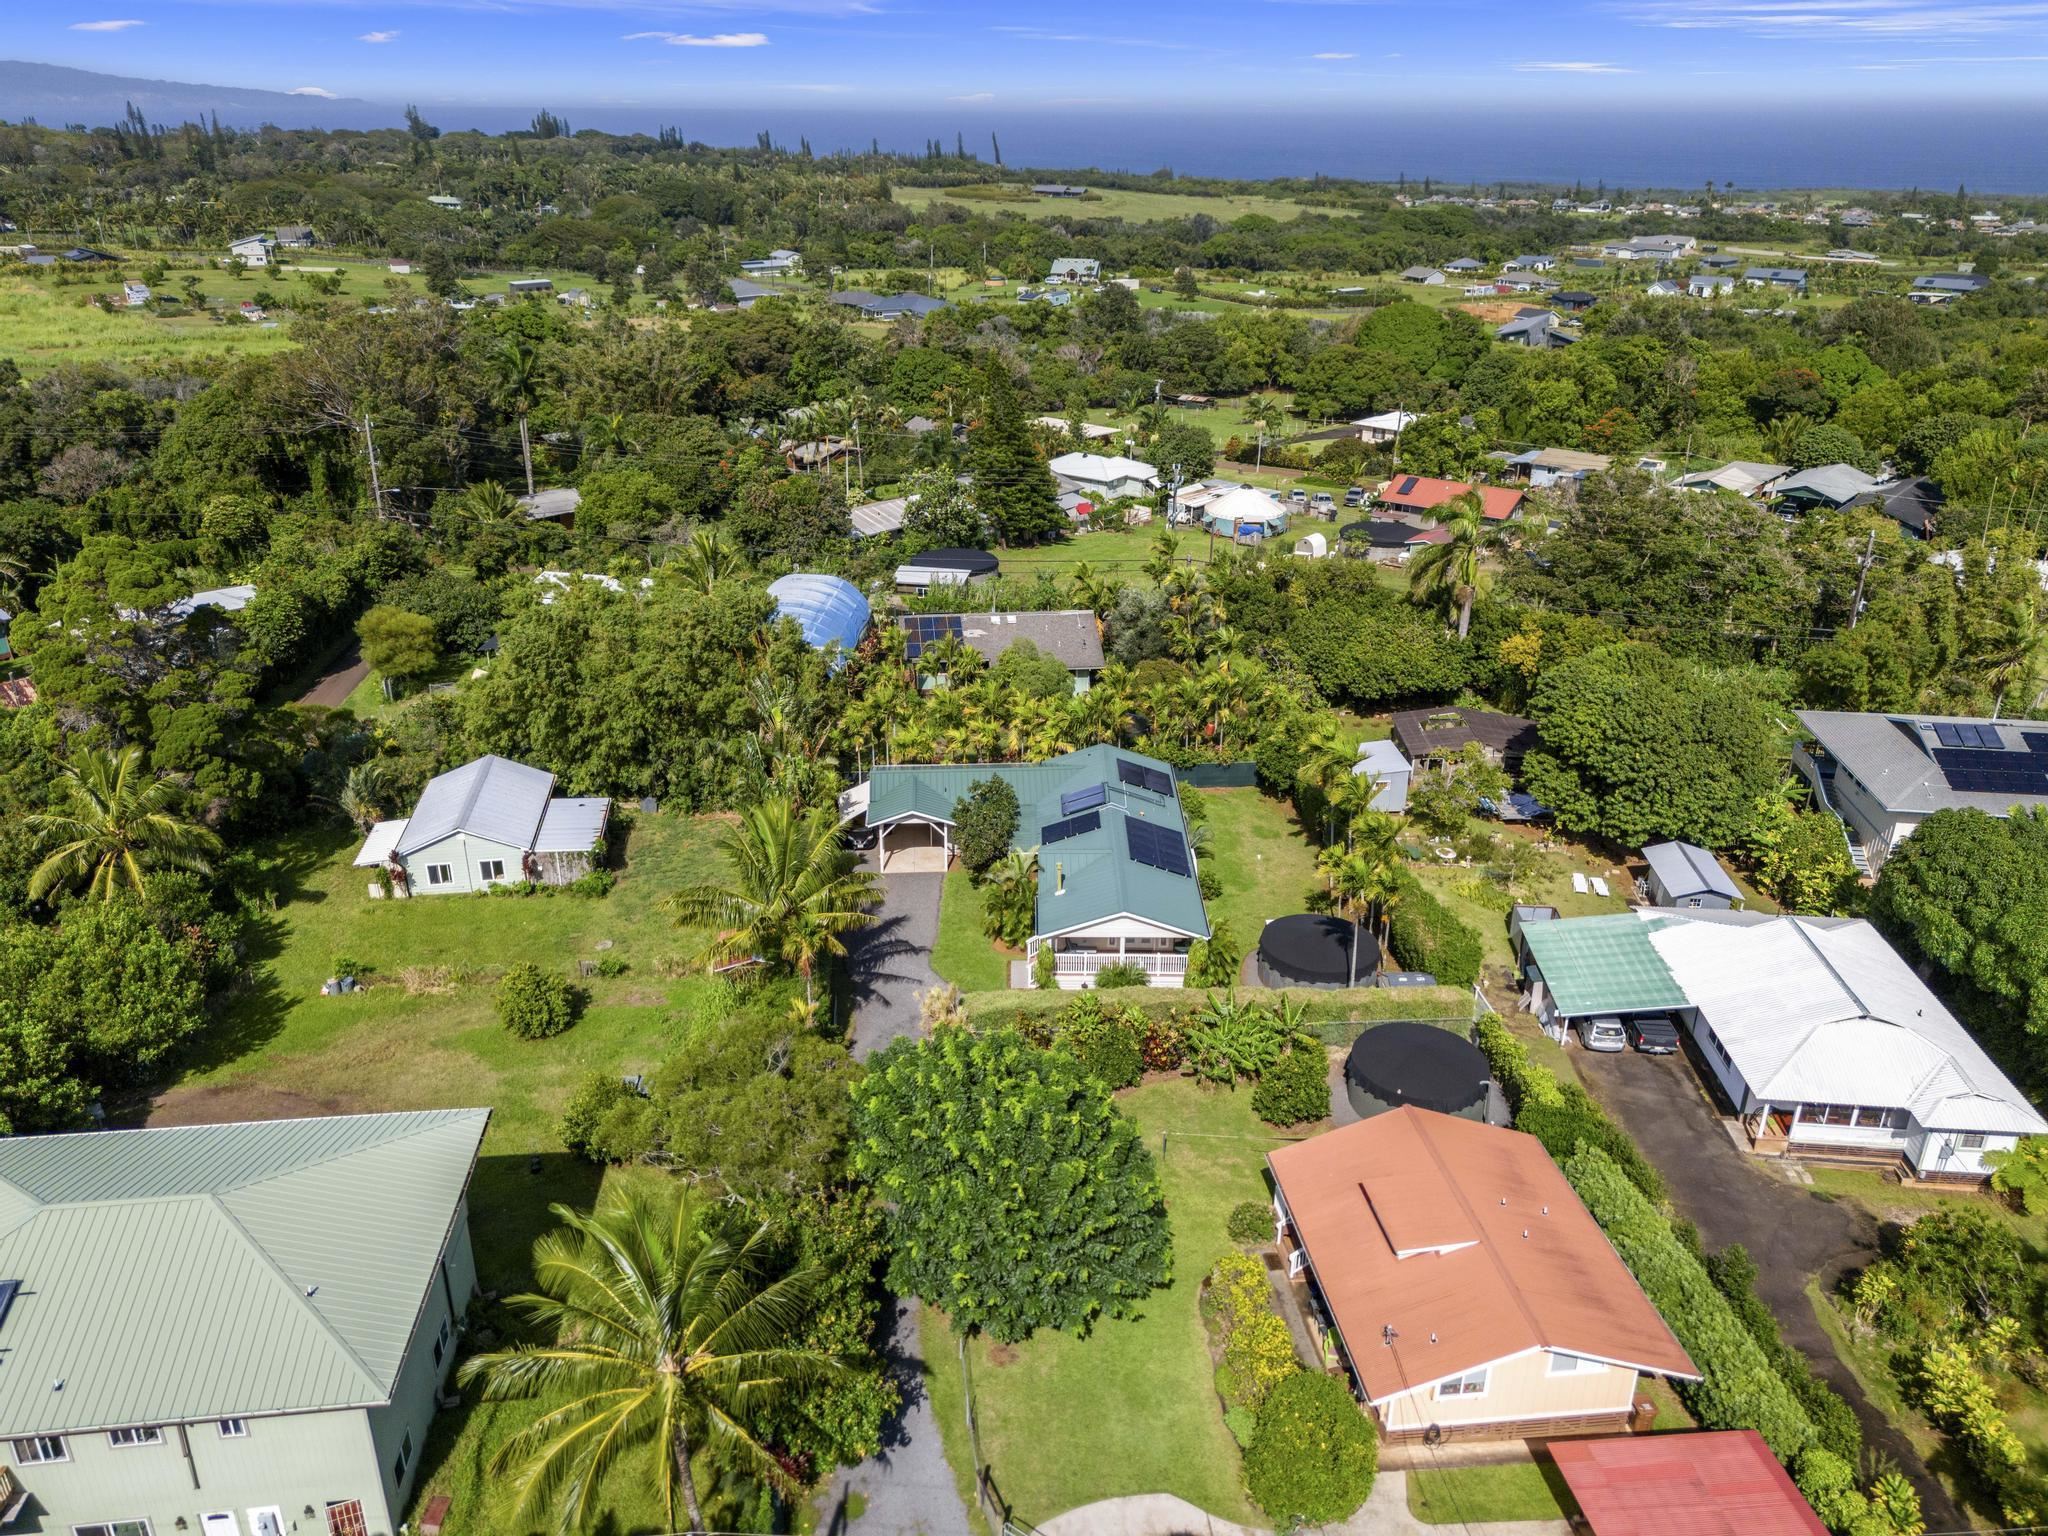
left=359, top=29, right=400, bottom=42
left=1312, top=50, right=1357, bottom=57
left=1620, top=0, right=2048, bottom=36
left=991, top=25, right=1206, bottom=49
left=624, top=29, right=769, bottom=45
left=69, top=18, right=144, bottom=30
left=947, top=91, right=995, bottom=101
left=288, top=85, right=340, bottom=96
left=1513, top=59, right=1635, bottom=71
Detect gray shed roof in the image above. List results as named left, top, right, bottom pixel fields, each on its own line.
left=0, top=1109, right=489, bottom=1433
left=1641, top=840, right=1741, bottom=903
left=535, top=796, right=611, bottom=854
left=517, top=487, right=582, bottom=521
left=397, top=754, right=554, bottom=855
left=1774, top=464, right=1881, bottom=506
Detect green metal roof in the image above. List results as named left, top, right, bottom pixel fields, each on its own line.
left=867, top=744, right=1209, bottom=940
left=1520, top=913, right=1687, bottom=1017
left=0, top=1108, right=489, bottom=1434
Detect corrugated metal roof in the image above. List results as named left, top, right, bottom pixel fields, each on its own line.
left=352, top=817, right=409, bottom=867
left=397, top=755, right=553, bottom=855
left=865, top=745, right=1207, bottom=939
left=534, top=797, right=611, bottom=853
left=1641, top=840, right=1740, bottom=902
left=1521, top=914, right=1689, bottom=1017
left=767, top=574, right=871, bottom=658
left=0, top=1110, right=488, bottom=1433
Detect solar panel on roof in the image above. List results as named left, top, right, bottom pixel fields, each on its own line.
left=2027, top=733, right=2048, bottom=756
left=1061, top=783, right=1107, bottom=815
left=1124, top=819, right=1191, bottom=876
left=1041, top=811, right=1101, bottom=845
left=1395, top=476, right=1420, bottom=495
left=1115, top=758, right=1173, bottom=796
left=0, top=1278, right=17, bottom=1334
left=1933, top=722, right=1964, bottom=747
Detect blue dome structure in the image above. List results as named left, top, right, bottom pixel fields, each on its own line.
left=767, top=573, right=870, bottom=665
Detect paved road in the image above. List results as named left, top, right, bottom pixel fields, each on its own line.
left=1574, top=1044, right=1962, bottom=1529
left=847, top=871, right=943, bottom=1061
left=822, top=1297, right=975, bottom=1536
left=297, top=642, right=369, bottom=707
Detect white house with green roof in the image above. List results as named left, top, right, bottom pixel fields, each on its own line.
left=1517, top=911, right=2044, bottom=1180
left=0, top=1109, right=489, bottom=1536
left=857, top=745, right=1209, bottom=987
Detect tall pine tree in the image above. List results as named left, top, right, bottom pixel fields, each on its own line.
left=968, top=361, right=1063, bottom=547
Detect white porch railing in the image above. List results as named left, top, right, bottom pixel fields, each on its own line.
left=1053, top=951, right=1189, bottom=980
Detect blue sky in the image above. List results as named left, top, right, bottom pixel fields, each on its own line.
left=13, top=0, right=2048, bottom=113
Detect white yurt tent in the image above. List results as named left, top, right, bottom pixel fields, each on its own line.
left=1203, top=486, right=1289, bottom=542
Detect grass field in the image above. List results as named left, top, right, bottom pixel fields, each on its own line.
left=892, top=183, right=1327, bottom=224
left=924, top=1077, right=1286, bottom=1526
left=1406, top=1462, right=1577, bottom=1523
left=150, top=813, right=728, bottom=1534
left=1197, top=787, right=1323, bottom=958
left=933, top=869, right=1012, bottom=993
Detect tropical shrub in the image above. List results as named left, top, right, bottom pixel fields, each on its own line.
left=953, top=776, right=1020, bottom=875
left=1066, top=1004, right=1144, bottom=1089
left=1093, top=962, right=1148, bottom=989
left=1244, top=1370, right=1378, bottom=1523
left=1474, top=1014, right=1568, bottom=1112
left=557, top=1071, right=651, bottom=1162
left=496, top=961, right=578, bottom=1039
left=1386, top=872, right=1483, bottom=986
left=1708, top=1245, right=1862, bottom=1464
left=1251, top=1043, right=1331, bottom=1127
left=1227, top=1201, right=1272, bottom=1245
left=1987, top=1135, right=2048, bottom=1213
left=1185, top=920, right=1243, bottom=988
left=1183, top=992, right=1289, bottom=1083
left=1208, top=1252, right=1299, bottom=1413
left=1033, top=942, right=1057, bottom=989
left=1910, top=1327, right=2043, bottom=1524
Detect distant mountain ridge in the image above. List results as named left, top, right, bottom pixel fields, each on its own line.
left=0, top=60, right=398, bottom=131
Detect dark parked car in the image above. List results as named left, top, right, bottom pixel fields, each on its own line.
left=1627, top=1015, right=1682, bottom=1054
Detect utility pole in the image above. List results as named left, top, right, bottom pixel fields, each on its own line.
left=1848, top=528, right=1876, bottom=629
left=362, top=413, right=386, bottom=520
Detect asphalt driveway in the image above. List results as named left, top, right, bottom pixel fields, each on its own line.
left=1573, top=1043, right=1961, bottom=1528
left=845, top=870, right=943, bottom=1060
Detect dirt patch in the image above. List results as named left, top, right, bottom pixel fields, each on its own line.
left=147, top=1080, right=369, bottom=1126
left=617, top=986, right=669, bottom=1007
left=987, top=1343, right=1019, bottom=1367
left=1457, top=301, right=1530, bottom=323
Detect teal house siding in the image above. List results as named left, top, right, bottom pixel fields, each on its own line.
left=401, top=830, right=530, bottom=894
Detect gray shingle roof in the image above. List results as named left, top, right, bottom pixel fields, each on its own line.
left=1774, top=464, right=1881, bottom=506
left=397, top=754, right=554, bottom=855
left=0, top=1110, right=489, bottom=1433
left=899, top=609, right=1105, bottom=672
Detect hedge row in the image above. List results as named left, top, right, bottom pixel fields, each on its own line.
left=1387, top=872, right=1484, bottom=987
left=1707, top=1245, right=1864, bottom=1465
left=1473, top=1016, right=1663, bottom=1203
left=963, top=983, right=1472, bottom=1029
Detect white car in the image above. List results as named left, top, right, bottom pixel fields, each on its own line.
left=1576, top=1015, right=1627, bottom=1053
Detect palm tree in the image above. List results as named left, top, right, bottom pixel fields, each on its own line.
left=1984, top=595, right=2048, bottom=718
left=1318, top=845, right=1393, bottom=986
left=666, top=797, right=878, bottom=1008
left=671, top=529, right=747, bottom=595
left=580, top=411, right=636, bottom=461
left=29, top=745, right=224, bottom=902
left=459, top=1185, right=839, bottom=1535
left=1406, top=489, right=1506, bottom=639
left=336, top=761, right=391, bottom=833
left=981, top=846, right=1040, bottom=947
left=493, top=339, right=546, bottom=495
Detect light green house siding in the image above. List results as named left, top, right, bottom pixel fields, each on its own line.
left=366, top=1204, right=477, bottom=1523
left=399, top=831, right=529, bottom=894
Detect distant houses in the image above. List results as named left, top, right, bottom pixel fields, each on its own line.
left=1032, top=183, right=1088, bottom=197
left=1910, top=272, right=1990, bottom=306
left=1399, top=266, right=1446, bottom=286
left=1047, top=257, right=1100, bottom=284
left=1744, top=266, right=1809, bottom=294
left=122, top=280, right=151, bottom=307
left=1049, top=451, right=1160, bottom=501
left=828, top=290, right=950, bottom=320
left=227, top=234, right=272, bottom=267
left=425, top=194, right=464, bottom=211
left=739, top=248, right=802, bottom=276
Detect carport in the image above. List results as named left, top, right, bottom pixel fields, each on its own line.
left=1517, top=912, right=1687, bottom=1042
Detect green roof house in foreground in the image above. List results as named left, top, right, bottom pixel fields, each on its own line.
left=0, top=1109, right=489, bottom=1536
left=852, top=744, right=1209, bottom=987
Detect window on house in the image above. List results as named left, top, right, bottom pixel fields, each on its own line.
left=394, top=1428, right=414, bottom=1485
left=1959, top=1133, right=1987, bottom=1150
left=478, top=859, right=505, bottom=882
left=1855, top=1107, right=1903, bottom=1129
left=1547, top=1352, right=1603, bottom=1375
left=1684, top=896, right=1703, bottom=909
left=71, top=1523, right=152, bottom=1536
left=325, top=1503, right=369, bottom=1536
left=1824, top=1104, right=1856, bottom=1126
left=433, top=1315, right=451, bottom=1366
left=217, top=1418, right=248, bottom=1438
left=13, top=1434, right=67, bottom=1463
left=1436, top=1367, right=1489, bottom=1398
left=107, top=1425, right=163, bottom=1448
left=425, top=864, right=453, bottom=887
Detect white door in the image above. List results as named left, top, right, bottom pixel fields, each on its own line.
left=248, top=1507, right=285, bottom=1536
left=201, top=1516, right=240, bottom=1536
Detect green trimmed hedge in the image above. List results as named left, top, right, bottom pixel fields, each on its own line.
left=963, top=983, right=1471, bottom=1029
left=1387, top=872, right=1484, bottom=987
left=1472, top=1016, right=1663, bottom=1202
left=1244, top=1370, right=1378, bottom=1523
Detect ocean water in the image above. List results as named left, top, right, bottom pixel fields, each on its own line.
left=432, top=102, right=2048, bottom=194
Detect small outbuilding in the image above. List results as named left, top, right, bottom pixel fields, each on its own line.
left=1293, top=531, right=1329, bottom=559
left=1641, top=840, right=1742, bottom=909
left=1343, top=1022, right=1493, bottom=1122
left=893, top=548, right=999, bottom=595
left=1257, top=914, right=1379, bottom=990
left=1202, top=485, right=1288, bottom=542
left=1351, top=737, right=1410, bottom=813
left=1548, top=1430, right=1826, bottom=1536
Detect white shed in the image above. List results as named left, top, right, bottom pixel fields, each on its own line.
left=1293, top=531, right=1329, bottom=559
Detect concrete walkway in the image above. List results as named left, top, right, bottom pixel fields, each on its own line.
left=1036, top=1473, right=1568, bottom=1536
left=847, top=871, right=944, bottom=1061
left=823, top=1297, right=976, bottom=1536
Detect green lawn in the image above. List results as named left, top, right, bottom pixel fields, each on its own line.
left=933, top=869, right=1012, bottom=993
left=924, top=1078, right=1285, bottom=1526
left=1197, top=787, right=1324, bottom=958
left=892, top=183, right=1326, bottom=224
left=154, top=813, right=729, bottom=1534
left=1406, top=1462, right=1577, bottom=1524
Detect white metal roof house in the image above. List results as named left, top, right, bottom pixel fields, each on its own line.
left=1047, top=257, right=1100, bottom=283
left=1351, top=409, right=1417, bottom=445
left=516, top=487, right=580, bottom=526
left=1048, top=452, right=1159, bottom=500
left=0, top=1109, right=489, bottom=1536
left=1519, top=911, right=2045, bottom=1180
left=1671, top=461, right=1789, bottom=498
left=353, top=755, right=610, bottom=894
left=227, top=235, right=272, bottom=267
left=1794, top=710, right=2048, bottom=873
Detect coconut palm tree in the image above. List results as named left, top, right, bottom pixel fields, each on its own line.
left=666, top=797, right=878, bottom=1008
left=458, top=1184, right=839, bottom=1535
left=1982, top=594, right=2048, bottom=718
left=493, top=339, right=546, bottom=496
left=29, top=745, right=224, bottom=902
left=1318, top=845, right=1394, bottom=986
left=1406, top=489, right=1507, bottom=639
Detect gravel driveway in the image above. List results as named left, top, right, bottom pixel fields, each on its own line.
left=846, top=871, right=944, bottom=1061
left=822, top=1297, right=974, bottom=1536
left=1573, top=1043, right=1961, bottom=1528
